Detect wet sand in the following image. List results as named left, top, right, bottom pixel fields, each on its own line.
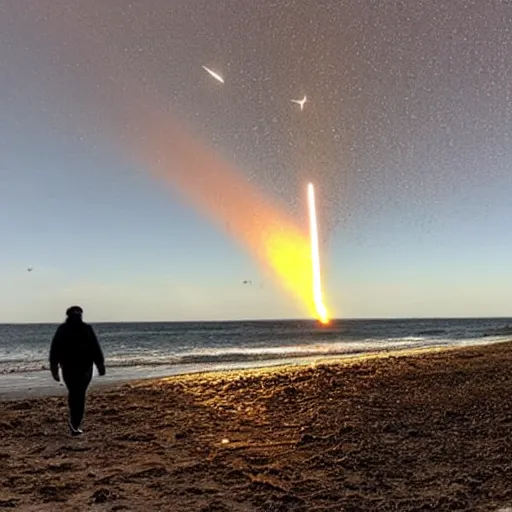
left=1, top=342, right=512, bottom=511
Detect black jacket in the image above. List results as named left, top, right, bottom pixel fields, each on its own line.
left=49, top=319, right=105, bottom=372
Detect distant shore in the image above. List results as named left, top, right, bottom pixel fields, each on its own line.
left=1, top=341, right=512, bottom=510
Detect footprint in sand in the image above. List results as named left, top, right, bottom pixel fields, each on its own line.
left=46, top=461, right=76, bottom=473
left=0, top=499, right=17, bottom=508
left=90, top=487, right=119, bottom=504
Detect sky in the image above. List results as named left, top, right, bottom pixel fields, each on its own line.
left=1, top=0, right=512, bottom=323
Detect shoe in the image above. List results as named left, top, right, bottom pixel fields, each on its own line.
left=69, top=422, right=83, bottom=436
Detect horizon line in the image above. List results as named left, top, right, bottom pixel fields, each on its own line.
left=1, top=315, right=512, bottom=326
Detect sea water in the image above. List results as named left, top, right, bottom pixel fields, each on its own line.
left=0, top=318, right=511, bottom=397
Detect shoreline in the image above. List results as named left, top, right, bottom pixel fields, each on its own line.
left=1, top=340, right=512, bottom=510
left=1, top=334, right=510, bottom=401
left=0, top=342, right=469, bottom=401
left=0, top=340, right=512, bottom=403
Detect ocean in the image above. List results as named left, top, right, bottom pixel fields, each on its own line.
left=1, top=318, right=511, bottom=397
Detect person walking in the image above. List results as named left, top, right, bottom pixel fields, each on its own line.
left=49, top=306, right=105, bottom=436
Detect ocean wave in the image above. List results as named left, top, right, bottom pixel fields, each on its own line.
left=483, top=325, right=512, bottom=337
left=0, top=338, right=476, bottom=375
left=417, top=329, right=447, bottom=336
left=1, top=333, right=511, bottom=376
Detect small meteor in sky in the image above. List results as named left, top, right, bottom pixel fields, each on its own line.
left=291, top=95, right=307, bottom=110
left=202, top=65, right=224, bottom=84
left=307, top=182, right=329, bottom=324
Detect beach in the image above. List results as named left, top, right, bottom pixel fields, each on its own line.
left=1, top=342, right=512, bottom=511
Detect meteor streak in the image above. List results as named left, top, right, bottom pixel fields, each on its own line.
left=202, top=65, right=224, bottom=84
left=307, top=183, right=329, bottom=324
left=17, top=7, right=326, bottom=320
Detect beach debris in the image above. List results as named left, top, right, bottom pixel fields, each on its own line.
left=202, top=65, right=224, bottom=84
left=291, top=95, right=307, bottom=110
left=221, top=438, right=230, bottom=444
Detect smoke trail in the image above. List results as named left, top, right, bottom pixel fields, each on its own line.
left=12, top=2, right=321, bottom=319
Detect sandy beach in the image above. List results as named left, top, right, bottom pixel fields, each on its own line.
left=1, top=342, right=512, bottom=511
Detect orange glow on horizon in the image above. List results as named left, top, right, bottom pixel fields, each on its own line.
left=307, top=183, right=330, bottom=324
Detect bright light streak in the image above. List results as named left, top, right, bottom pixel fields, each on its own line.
left=307, top=183, right=329, bottom=324
left=18, top=7, right=326, bottom=320
left=202, top=65, right=225, bottom=84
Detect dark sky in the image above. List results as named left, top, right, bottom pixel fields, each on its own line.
left=87, top=0, right=512, bottom=233
left=1, top=0, right=512, bottom=320
left=5, top=0, right=512, bottom=231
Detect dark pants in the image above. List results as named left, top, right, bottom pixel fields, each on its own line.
left=62, top=366, right=93, bottom=430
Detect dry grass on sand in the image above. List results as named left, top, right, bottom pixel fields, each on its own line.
left=1, top=342, right=512, bottom=511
